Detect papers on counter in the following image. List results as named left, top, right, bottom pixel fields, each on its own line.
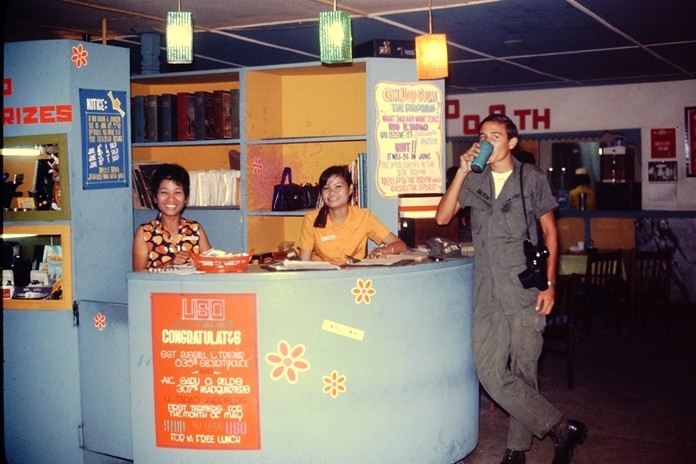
left=346, top=256, right=414, bottom=266
left=147, top=263, right=202, bottom=275
left=264, top=260, right=341, bottom=271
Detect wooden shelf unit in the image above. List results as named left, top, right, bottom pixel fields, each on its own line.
left=130, top=59, right=422, bottom=254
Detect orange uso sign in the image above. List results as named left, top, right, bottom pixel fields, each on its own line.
left=151, top=293, right=260, bottom=450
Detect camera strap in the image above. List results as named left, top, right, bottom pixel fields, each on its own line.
left=520, top=163, right=546, bottom=247
left=519, top=163, right=543, bottom=244
left=519, top=163, right=532, bottom=241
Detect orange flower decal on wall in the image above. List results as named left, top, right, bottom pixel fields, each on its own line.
left=71, top=44, right=88, bottom=68
left=265, top=340, right=310, bottom=384
left=351, top=278, right=376, bottom=304
left=252, top=157, right=263, bottom=175
left=94, top=312, right=107, bottom=331
left=322, top=370, right=347, bottom=398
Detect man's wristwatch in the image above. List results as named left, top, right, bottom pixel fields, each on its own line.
left=547, top=280, right=556, bottom=288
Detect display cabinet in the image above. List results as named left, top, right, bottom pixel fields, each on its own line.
left=3, top=133, right=73, bottom=310
left=130, top=58, right=434, bottom=255
left=3, top=133, right=71, bottom=221
left=244, top=63, right=368, bottom=252
left=2, top=224, right=72, bottom=310
left=130, top=70, right=244, bottom=252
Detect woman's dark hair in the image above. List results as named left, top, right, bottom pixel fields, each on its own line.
left=150, top=163, right=191, bottom=199
left=313, top=165, right=353, bottom=228
left=478, top=114, right=519, bottom=141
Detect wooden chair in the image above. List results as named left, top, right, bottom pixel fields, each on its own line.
left=579, top=248, right=625, bottom=336
left=629, top=249, right=672, bottom=333
left=541, top=274, right=578, bottom=389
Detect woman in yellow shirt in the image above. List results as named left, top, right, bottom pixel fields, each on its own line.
left=297, top=165, right=407, bottom=263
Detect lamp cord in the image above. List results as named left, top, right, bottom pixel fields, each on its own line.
left=428, top=0, right=433, bottom=34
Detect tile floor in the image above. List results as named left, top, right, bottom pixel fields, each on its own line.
left=456, top=301, right=696, bottom=464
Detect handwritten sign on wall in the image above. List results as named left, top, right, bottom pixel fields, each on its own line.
left=151, top=293, right=260, bottom=450
left=375, top=82, right=444, bottom=198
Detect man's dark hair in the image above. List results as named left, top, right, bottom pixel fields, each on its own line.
left=478, top=114, right=519, bottom=141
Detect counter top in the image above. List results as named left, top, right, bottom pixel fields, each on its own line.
left=127, top=256, right=474, bottom=281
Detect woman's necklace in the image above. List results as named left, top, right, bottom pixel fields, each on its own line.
left=162, top=218, right=182, bottom=250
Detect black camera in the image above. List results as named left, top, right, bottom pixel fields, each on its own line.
left=518, top=239, right=549, bottom=290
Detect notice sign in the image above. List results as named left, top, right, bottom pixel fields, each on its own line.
left=375, top=82, right=444, bottom=198
left=151, top=293, right=260, bottom=450
left=650, top=128, right=676, bottom=159
left=79, top=88, right=129, bottom=190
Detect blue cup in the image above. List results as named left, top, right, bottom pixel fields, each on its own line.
left=470, top=140, right=493, bottom=173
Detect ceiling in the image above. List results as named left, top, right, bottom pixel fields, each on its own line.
left=4, top=0, right=696, bottom=94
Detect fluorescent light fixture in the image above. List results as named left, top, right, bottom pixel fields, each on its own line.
left=0, top=146, right=42, bottom=157
left=0, top=234, right=37, bottom=239
left=319, top=1, right=352, bottom=64
left=416, top=0, right=449, bottom=80
left=166, top=2, right=193, bottom=64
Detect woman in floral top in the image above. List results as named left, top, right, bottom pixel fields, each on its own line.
left=132, top=164, right=211, bottom=270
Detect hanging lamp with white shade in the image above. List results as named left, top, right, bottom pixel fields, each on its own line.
left=166, top=0, right=193, bottom=64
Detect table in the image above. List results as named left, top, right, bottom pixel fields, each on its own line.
left=559, top=251, right=630, bottom=279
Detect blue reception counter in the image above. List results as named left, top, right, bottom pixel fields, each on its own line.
left=128, top=258, right=478, bottom=463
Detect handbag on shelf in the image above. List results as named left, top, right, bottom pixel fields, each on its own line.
left=300, top=183, right=320, bottom=209
left=272, top=167, right=305, bottom=211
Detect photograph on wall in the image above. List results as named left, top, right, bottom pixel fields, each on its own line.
left=79, top=88, right=130, bottom=190
left=635, top=218, right=696, bottom=304
left=650, top=128, right=676, bottom=159
left=686, top=107, right=696, bottom=177
left=648, top=161, right=678, bottom=183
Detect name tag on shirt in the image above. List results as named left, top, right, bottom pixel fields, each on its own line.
left=321, top=235, right=336, bottom=242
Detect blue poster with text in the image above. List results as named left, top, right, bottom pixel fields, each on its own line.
left=80, top=88, right=130, bottom=190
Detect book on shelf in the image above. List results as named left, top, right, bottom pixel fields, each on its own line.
left=230, top=89, right=240, bottom=139
left=213, top=90, right=233, bottom=139
left=41, top=245, right=62, bottom=286
left=359, top=152, right=367, bottom=207
left=194, top=91, right=215, bottom=140
left=132, top=95, right=146, bottom=143
left=158, top=93, right=177, bottom=142
left=145, top=94, right=160, bottom=142
left=347, top=153, right=368, bottom=208
left=132, top=161, right=168, bottom=209
left=176, top=92, right=195, bottom=141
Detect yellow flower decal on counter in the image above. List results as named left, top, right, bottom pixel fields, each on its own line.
left=322, top=370, right=347, bottom=398
left=265, top=340, right=310, bottom=384
left=351, top=278, right=376, bottom=304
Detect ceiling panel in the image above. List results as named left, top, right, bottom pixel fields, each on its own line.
left=4, top=0, right=695, bottom=94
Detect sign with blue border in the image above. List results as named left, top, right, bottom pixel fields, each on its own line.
left=79, top=88, right=129, bottom=189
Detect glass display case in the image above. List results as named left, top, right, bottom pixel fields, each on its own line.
left=2, top=133, right=70, bottom=221
left=2, top=224, right=72, bottom=310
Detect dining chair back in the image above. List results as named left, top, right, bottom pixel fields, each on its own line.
left=629, top=249, right=672, bottom=332
left=581, top=248, right=625, bottom=336
left=541, top=273, right=578, bottom=389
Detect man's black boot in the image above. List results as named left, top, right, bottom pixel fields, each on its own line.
left=500, top=448, right=525, bottom=464
left=549, top=418, right=588, bottom=464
